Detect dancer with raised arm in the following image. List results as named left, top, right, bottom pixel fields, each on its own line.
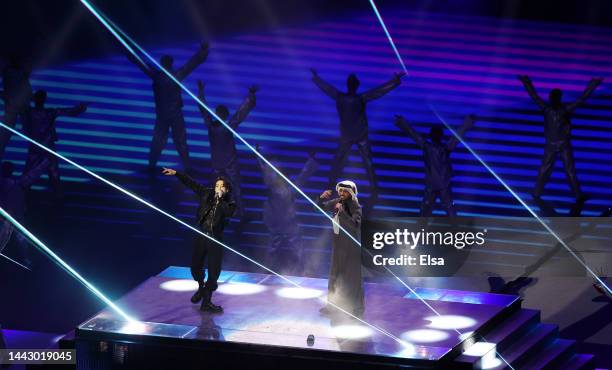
left=518, top=75, right=603, bottom=201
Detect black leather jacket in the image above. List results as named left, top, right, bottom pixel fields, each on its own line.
left=175, top=172, right=236, bottom=237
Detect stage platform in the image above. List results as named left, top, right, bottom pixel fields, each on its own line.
left=67, top=267, right=595, bottom=369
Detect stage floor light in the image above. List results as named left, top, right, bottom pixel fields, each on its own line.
left=401, top=329, right=449, bottom=343
left=425, top=315, right=477, bottom=330
left=159, top=279, right=199, bottom=292
left=331, top=324, right=374, bottom=340
left=275, top=287, right=323, bottom=300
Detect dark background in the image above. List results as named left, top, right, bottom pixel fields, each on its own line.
left=1, top=0, right=612, bottom=66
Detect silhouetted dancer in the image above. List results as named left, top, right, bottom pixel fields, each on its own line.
left=256, top=146, right=319, bottom=275
left=310, top=69, right=404, bottom=205
left=0, top=160, right=49, bottom=266
left=197, top=80, right=256, bottom=223
left=0, top=55, right=32, bottom=159
left=317, top=181, right=364, bottom=317
left=394, top=114, right=475, bottom=216
left=162, top=167, right=235, bottom=313
left=518, top=75, right=603, bottom=201
left=127, top=42, right=209, bottom=174
left=22, top=90, right=87, bottom=198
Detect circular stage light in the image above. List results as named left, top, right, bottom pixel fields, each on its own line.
left=425, top=315, right=477, bottom=330
left=394, top=341, right=416, bottom=358
left=275, top=287, right=323, bottom=299
left=120, top=321, right=148, bottom=335
left=159, top=279, right=199, bottom=292
left=217, top=283, right=266, bottom=295
left=401, top=329, right=449, bottom=343
left=331, top=325, right=373, bottom=340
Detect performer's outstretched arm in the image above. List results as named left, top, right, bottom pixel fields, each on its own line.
left=567, top=77, right=604, bottom=112
left=176, top=42, right=209, bottom=81
left=316, top=190, right=340, bottom=212
left=197, top=80, right=214, bottom=127
left=362, top=72, right=404, bottom=102
left=518, top=75, right=547, bottom=110
left=126, top=52, right=155, bottom=79
left=229, top=86, right=257, bottom=129
left=394, top=115, right=425, bottom=148
left=163, top=168, right=211, bottom=198
left=310, top=69, right=339, bottom=100
left=447, top=114, right=476, bottom=151
left=55, top=103, right=88, bottom=117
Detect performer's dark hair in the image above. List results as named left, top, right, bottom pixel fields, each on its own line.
left=160, top=55, right=174, bottom=68
left=215, top=105, right=230, bottom=121
left=347, top=73, right=360, bottom=93
left=430, top=125, right=444, bottom=143
left=33, top=90, right=47, bottom=105
left=549, top=88, right=562, bottom=107
left=214, top=176, right=232, bottom=194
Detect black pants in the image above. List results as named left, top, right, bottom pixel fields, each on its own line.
left=328, top=137, right=377, bottom=191
left=149, top=112, right=190, bottom=169
left=534, top=144, right=582, bottom=198
left=421, top=187, right=456, bottom=217
left=191, top=233, right=223, bottom=293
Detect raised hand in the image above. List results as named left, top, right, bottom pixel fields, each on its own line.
left=394, top=71, right=407, bottom=81
left=161, top=167, right=176, bottom=176
left=517, top=75, right=530, bottom=82
left=320, top=190, right=332, bottom=199
left=248, top=85, right=259, bottom=94
left=394, top=114, right=406, bottom=126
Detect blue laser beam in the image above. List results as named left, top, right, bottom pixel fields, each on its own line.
left=431, top=107, right=612, bottom=296
left=0, top=252, right=31, bottom=271
left=0, top=122, right=409, bottom=347
left=77, top=0, right=363, bottom=249
left=368, top=0, right=408, bottom=74
left=0, top=205, right=135, bottom=322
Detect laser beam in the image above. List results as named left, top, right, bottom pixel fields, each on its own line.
left=431, top=106, right=611, bottom=296
left=0, top=122, right=408, bottom=348
left=0, top=205, right=135, bottom=322
left=0, top=252, right=31, bottom=271
left=368, top=0, right=408, bottom=74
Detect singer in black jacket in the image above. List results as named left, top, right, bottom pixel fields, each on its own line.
left=162, top=167, right=236, bottom=312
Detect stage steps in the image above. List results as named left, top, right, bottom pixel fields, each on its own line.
left=455, top=307, right=596, bottom=369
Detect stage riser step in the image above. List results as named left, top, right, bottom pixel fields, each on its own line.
left=520, top=338, right=575, bottom=370
left=558, top=354, right=596, bottom=370
left=501, top=323, right=558, bottom=369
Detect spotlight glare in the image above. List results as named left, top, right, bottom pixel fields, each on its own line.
left=401, top=329, right=449, bottom=343
left=332, top=325, right=374, bottom=339
left=120, top=321, right=148, bottom=335
left=425, top=315, right=476, bottom=330
left=276, top=287, right=323, bottom=299
left=217, top=283, right=266, bottom=296
left=159, top=279, right=199, bottom=292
